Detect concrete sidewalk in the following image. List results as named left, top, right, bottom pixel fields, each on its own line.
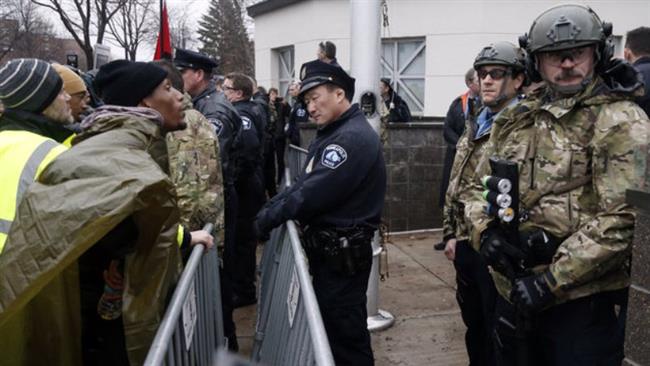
left=372, top=231, right=467, bottom=365
left=234, top=231, right=468, bottom=365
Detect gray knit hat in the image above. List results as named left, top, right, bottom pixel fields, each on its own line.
left=0, top=59, right=63, bottom=113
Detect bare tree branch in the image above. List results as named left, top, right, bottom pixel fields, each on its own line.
left=106, top=0, right=154, bottom=60
left=30, top=0, right=127, bottom=68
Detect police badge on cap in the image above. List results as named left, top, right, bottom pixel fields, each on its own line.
left=299, top=60, right=355, bottom=101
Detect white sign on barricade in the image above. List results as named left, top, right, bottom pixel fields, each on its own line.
left=182, top=280, right=198, bottom=350
left=287, top=266, right=300, bottom=327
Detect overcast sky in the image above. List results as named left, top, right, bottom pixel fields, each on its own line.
left=125, top=0, right=213, bottom=60
left=41, top=0, right=254, bottom=62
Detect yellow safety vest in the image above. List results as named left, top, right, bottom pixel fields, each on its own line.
left=0, top=130, right=68, bottom=252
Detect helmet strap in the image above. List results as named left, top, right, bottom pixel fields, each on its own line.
left=483, top=76, right=511, bottom=111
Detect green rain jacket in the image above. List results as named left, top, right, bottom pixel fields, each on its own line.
left=0, top=106, right=183, bottom=366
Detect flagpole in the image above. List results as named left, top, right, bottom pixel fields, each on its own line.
left=159, top=0, right=164, bottom=55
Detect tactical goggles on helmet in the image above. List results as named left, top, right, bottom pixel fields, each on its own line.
left=477, top=68, right=512, bottom=81
left=537, top=45, right=594, bottom=67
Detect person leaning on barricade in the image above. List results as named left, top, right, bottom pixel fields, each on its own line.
left=464, top=4, right=649, bottom=365
left=153, top=59, right=240, bottom=352
left=0, top=59, right=213, bottom=366
left=255, top=60, right=386, bottom=366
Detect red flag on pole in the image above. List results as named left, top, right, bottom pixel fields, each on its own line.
left=154, top=0, right=172, bottom=60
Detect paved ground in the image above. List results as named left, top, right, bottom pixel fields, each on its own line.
left=233, top=231, right=468, bottom=365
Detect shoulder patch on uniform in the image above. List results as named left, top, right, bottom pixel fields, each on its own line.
left=297, top=108, right=306, bottom=117
left=241, top=116, right=252, bottom=130
left=321, top=144, right=347, bottom=169
left=208, top=118, right=223, bottom=136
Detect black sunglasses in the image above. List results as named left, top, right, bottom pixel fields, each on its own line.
left=477, top=68, right=511, bottom=81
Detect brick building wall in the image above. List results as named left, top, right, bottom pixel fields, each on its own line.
left=624, top=185, right=650, bottom=365
left=300, top=121, right=446, bottom=232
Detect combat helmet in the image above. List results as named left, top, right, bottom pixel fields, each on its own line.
left=519, top=3, right=613, bottom=82
left=474, top=41, right=527, bottom=72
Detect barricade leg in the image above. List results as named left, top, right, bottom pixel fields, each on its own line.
left=366, top=231, right=395, bottom=331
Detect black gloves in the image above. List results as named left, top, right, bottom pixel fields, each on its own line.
left=510, top=271, right=556, bottom=312
left=254, top=207, right=273, bottom=242
left=519, top=229, right=560, bottom=266
left=253, top=220, right=271, bottom=241
left=480, top=227, right=526, bottom=277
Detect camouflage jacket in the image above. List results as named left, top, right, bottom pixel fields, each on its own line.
left=443, top=107, right=496, bottom=242
left=167, top=94, right=225, bottom=244
left=466, top=72, right=649, bottom=304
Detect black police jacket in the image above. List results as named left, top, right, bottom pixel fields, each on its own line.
left=250, top=97, right=274, bottom=155
left=287, top=99, right=309, bottom=145
left=232, top=100, right=264, bottom=177
left=192, top=84, right=242, bottom=186
left=257, top=104, right=386, bottom=230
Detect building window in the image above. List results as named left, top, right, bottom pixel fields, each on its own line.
left=381, top=38, right=425, bottom=115
left=612, top=35, right=624, bottom=58
left=276, top=46, right=294, bottom=98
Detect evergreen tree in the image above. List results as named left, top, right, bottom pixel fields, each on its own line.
left=197, top=0, right=222, bottom=61
left=197, top=0, right=254, bottom=76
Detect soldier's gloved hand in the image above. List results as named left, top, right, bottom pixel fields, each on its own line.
left=510, top=271, right=556, bottom=312
left=479, top=227, right=525, bottom=277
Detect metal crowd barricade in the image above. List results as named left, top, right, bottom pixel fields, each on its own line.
left=286, top=144, right=308, bottom=181
left=253, top=162, right=334, bottom=365
left=144, top=223, right=225, bottom=366
left=252, top=219, right=334, bottom=366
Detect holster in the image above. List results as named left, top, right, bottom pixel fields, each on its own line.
left=302, top=226, right=374, bottom=276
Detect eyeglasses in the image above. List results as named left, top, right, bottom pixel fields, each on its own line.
left=477, top=68, right=511, bottom=81
left=70, top=91, right=89, bottom=100
left=538, top=46, right=593, bottom=67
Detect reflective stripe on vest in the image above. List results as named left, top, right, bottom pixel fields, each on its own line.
left=0, top=131, right=67, bottom=252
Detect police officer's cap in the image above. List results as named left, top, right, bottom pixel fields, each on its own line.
left=174, top=48, right=218, bottom=71
left=299, top=60, right=355, bottom=100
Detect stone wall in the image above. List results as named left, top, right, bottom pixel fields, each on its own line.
left=624, top=189, right=650, bottom=365
left=300, top=121, right=446, bottom=232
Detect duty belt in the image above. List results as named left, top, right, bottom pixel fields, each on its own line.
left=302, top=226, right=375, bottom=276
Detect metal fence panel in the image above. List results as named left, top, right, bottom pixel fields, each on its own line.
left=144, top=224, right=225, bottom=366
left=252, top=220, right=334, bottom=366
left=287, top=144, right=308, bottom=182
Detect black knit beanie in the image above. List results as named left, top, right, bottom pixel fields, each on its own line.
left=94, top=60, right=168, bottom=107
left=0, top=58, right=63, bottom=113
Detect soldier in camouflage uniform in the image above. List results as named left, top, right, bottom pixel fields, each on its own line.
left=465, top=5, right=649, bottom=365
left=167, top=93, right=225, bottom=240
left=443, top=41, right=527, bottom=366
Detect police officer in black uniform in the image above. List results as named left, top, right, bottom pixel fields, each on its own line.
left=223, top=72, right=267, bottom=308
left=252, top=86, right=278, bottom=198
left=174, top=48, right=241, bottom=351
left=286, top=80, right=309, bottom=146
left=255, top=60, right=386, bottom=366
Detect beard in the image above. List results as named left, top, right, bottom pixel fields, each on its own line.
left=42, top=98, right=74, bottom=125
